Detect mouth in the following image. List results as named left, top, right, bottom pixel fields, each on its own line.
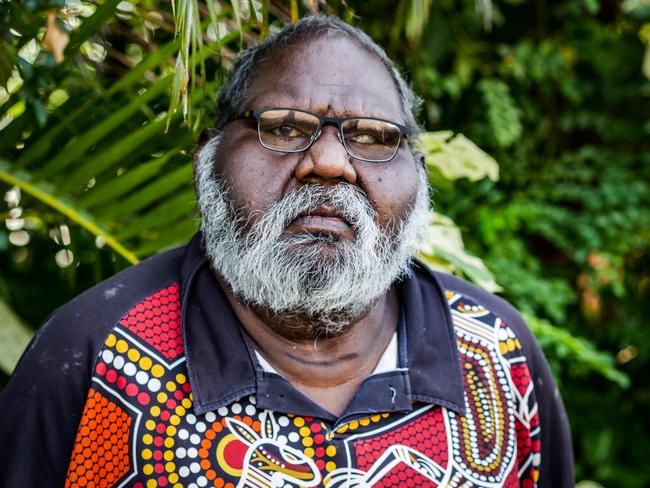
left=285, top=204, right=354, bottom=239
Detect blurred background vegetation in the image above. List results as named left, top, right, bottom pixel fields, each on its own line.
left=1, top=0, right=649, bottom=486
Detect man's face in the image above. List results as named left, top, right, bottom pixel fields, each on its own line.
left=195, top=35, right=430, bottom=336
left=215, top=35, right=420, bottom=239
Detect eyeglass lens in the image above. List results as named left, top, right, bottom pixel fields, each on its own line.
left=257, top=109, right=402, bottom=161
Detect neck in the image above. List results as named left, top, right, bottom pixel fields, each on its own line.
left=217, top=274, right=400, bottom=416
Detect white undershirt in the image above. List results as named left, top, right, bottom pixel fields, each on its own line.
left=255, top=332, right=398, bottom=376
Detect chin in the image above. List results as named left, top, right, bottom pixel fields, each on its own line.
left=283, top=233, right=348, bottom=260
left=283, top=229, right=346, bottom=244
left=267, top=307, right=367, bottom=339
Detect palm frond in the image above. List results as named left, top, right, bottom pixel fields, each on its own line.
left=1, top=3, right=244, bottom=265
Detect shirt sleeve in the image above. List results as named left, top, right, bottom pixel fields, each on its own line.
left=0, top=305, right=98, bottom=485
left=505, top=309, right=575, bottom=488
left=525, top=327, right=575, bottom=488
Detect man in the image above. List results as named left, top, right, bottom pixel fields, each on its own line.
left=0, top=15, right=573, bottom=487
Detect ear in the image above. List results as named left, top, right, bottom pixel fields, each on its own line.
left=260, top=411, right=278, bottom=440
left=225, top=417, right=259, bottom=446
left=414, top=150, right=426, bottom=169
left=192, top=128, right=219, bottom=166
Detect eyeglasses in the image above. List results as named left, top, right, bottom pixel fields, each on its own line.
left=238, top=107, right=411, bottom=163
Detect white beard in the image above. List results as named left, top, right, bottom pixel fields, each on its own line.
left=194, top=135, right=431, bottom=336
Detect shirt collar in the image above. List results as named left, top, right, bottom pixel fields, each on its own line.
left=180, top=233, right=465, bottom=418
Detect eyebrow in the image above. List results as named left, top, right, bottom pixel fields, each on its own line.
left=245, top=85, right=404, bottom=122
left=245, top=100, right=404, bottom=124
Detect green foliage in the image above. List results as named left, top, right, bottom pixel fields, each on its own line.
left=419, top=130, right=499, bottom=183
left=526, top=314, right=629, bottom=388
left=1, top=1, right=648, bottom=485
left=0, top=1, right=247, bottom=266
left=0, top=295, right=32, bottom=376
left=478, top=79, right=522, bottom=148
left=417, top=131, right=501, bottom=292
left=418, top=211, right=502, bottom=293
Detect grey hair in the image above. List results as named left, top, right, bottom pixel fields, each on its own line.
left=213, top=14, right=421, bottom=133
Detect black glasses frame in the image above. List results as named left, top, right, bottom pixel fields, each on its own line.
left=238, top=107, right=411, bottom=163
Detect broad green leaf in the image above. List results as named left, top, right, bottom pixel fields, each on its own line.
left=419, top=131, right=499, bottom=182
left=418, top=211, right=502, bottom=292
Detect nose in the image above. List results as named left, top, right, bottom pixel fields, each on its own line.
left=294, top=126, right=357, bottom=184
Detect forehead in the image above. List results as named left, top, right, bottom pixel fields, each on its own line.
left=244, top=35, right=404, bottom=122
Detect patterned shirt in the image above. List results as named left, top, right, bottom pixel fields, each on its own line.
left=0, top=233, right=573, bottom=487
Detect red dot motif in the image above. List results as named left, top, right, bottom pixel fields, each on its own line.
left=119, top=283, right=184, bottom=360
left=353, top=408, right=448, bottom=485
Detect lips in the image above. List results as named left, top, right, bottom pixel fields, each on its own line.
left=288, top=204, right=353, bottom=236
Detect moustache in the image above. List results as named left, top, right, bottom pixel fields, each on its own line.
left=253, top=184, right=376, bottom=238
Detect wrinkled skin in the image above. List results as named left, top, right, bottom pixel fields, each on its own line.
left=212, top=35, right=419, bottom=245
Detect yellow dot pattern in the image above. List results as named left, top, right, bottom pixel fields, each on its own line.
left=105, top=333, right=116, bottom=348
left=139, top=356, right=152, bottom=370
left=115, top=340, right=128, bottom=354
left=127, top=348, right=140, bottom=362
left=335, top=413, right=386, bottom=435
left=499, top=337, right=522, bottom=355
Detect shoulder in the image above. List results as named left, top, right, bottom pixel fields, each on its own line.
left=410, top=263, right=551, bottom=395
left=411, top=266, right=574, bottom=485
left=429, top=269, right=527, bottom=329
left=415, top=264, right=538, bottom=355
left=45, top=245, right=185, bottom=335
left=7, top=244, right=187, bottom=392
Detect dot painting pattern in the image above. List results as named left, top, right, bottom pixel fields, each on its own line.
left=119, top=282, right=184, bottom=361
left=64, top=284, right=542, bottom=487
left=65, top=389, right=132, bottom=488
left=351, top=408, right=449, bottom=487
